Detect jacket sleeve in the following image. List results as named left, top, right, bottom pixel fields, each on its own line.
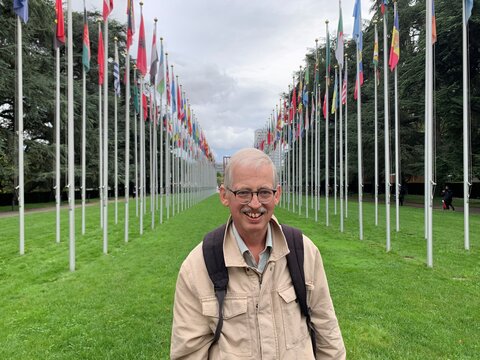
left=170, top=258, right=213, bottom=359
left=305, top=237, right=346, bottom=360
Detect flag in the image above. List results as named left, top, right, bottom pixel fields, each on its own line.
left=432, top=0, right=437, bottom=44
left=166, top=57, right=171, bottom=106
left=103, top=0, right=113, bottom=21
left=82, top=6, right=90, bottom=72
left=171, top=68, right=177, bottom=114
left=381, top=0, right=389, bottom=15
left=389, top=3, right=400, bottom=71
left=136, top=10, right=147, bottom=76
left=98, top=29, right=104, bottom=85
left=55, top=0, right=65, bottom=46
left=323, top=93, right=327, bottom=119
left=466, top=0, right=473, bottom=22
left=142, top=92, right=148, bottom=121
left=335, top=1, right=344, bottom=67
left=126, top=0, right=135, bottom=50
left=13, top=0, right=28, bottom=23
left=150, top=22, right=158, bottom=85
left=331, top=73, right=338, bottom=115
left=352, top=0, right=362, bottom=48
left=373, top=25, right=379, bottom=66
left=341, top=77, right=347, bottom=105
left=114, top=42, right=120, bottom=96
left=157, top=40, right=165, bottom=95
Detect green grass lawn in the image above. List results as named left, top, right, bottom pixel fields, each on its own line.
left=0, top=194, right=478, bottom=359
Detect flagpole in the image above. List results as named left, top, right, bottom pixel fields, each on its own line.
left=16, top=15, right=25, bottom=255
left=134, top=65, right=139, bottom=218
left=139, top=76, right=144, bottom=234
left=356, top=26, right=363, bottom=241
left=394, top=62, right=400, bottom=232
left=55, top=36, right=61, bottom=243
left=383, top=5, right=391, bottom=251
left=98, top=19, right=104, bottom=229
left=292, top=77, right=296, bottom=214
left=159, top=38, right=165, bottom=224
left=374, top=21, right=379, bottom=227
left=125, top=50, right=130, bottom=242
left=325, top=20, right=330, bottom=227
left=339, top=63, right=344, bottom=232
left=298, top=67, right=303, bottom=217
left=67, top=0, right=75, bottom=270
left=81, top=41, right=87, bottom=235
left=114, top=37, right=119, bottom=225
left=314, top=39, right=319, bottom=222
left=334, top=66, right=338, bottom=217
left=344, top=56, right=348, bottom=219
left=103, top=13, right=109, bottom=253
left=462, top=0, right=470, bottom=251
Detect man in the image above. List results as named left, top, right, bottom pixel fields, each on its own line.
left=171, top=148, right=345, bottom=359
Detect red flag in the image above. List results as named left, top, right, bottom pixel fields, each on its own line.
left=55, top=0, right=65, bottom=46
left=322, top=93, right=327, bottom=119
left=142, top=92, right=148, bottom=121
left=103, top=0, right=114, bottom=21
left=136, top=10, right=147, bottom=76
left=126, top=0, right=135, bottom=50
left=98, top=29, right=104, bottom=85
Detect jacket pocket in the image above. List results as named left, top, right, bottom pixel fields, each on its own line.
left=202, top=296, right=252, bottom=356
left=278, top=285, right=309, bottom=349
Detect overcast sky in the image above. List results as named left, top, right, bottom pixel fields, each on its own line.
left=75, top=0, right=372, bottom=162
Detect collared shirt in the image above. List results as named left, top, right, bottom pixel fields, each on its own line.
left=231, top=222, right=272, bottom=273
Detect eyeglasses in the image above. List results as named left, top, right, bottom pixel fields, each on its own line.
left=227, top=187, right=277, bottom=204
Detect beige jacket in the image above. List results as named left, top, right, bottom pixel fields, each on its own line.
left=170, top=216, right=346, bottom=359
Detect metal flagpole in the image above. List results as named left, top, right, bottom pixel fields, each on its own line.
left=374, top=21, right=379, bottom=227
left=134, top=65, right=139, bottom=218
left=98, top=20, right=103, bottom=229
left=103, top=14, right=109, bottom=253
left=344, top=56, right=348, bottom=218
left=339, top=64, right=344, bottom=232
left=314, top=39, right=319, bottom=222
left=325, top=20, right=330, bottom=227
left=114, top=37, right=119, bottom=225
left=383, top=6, right=391, bottom=251
left=394, top=59, right=400, bottom=232
left=334, top=66, right=338, bottom=216
left=298, top=68, right=303, bottom=217
left=462, top=0, right=470, bottom=251
left=139, top=76, right=144, bottom=234
left=305, top=95, right=309, bottom=218
left=125, top=51, right=131, bottom=242
left=82, top=43, right=87, bottom=235
left=67, top=0, right=75, bottom=269
left=16, top=14, right=25, bottom=254
left=356, top=28, right=363, bottom=241
left=55, top=39, right=61, bottom=242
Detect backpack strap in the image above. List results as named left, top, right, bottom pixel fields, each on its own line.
left=202, top=224, right=228, bottom=348
left=282, top=224, right=317, bottom=358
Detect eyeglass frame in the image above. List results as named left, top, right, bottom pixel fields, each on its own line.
left=226, top=187, right=277, bottom=204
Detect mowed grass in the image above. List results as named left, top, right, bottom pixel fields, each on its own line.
left=0, top=194, right=479, bottom=359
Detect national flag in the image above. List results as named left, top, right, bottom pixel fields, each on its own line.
left=323, top=93, right=327, bottom=119
left=13, top=0, right=28, bottom=23
left=352, top=0, right=362, bottom=48
left=156, top=40, right=165, bottom=95
left=466, top=0, right=473, bottom=22
left=103, top=0, right=113, bottom=21
left=126, top=0, right=135, bottom=50
left=171, top=68, right=177, bottom=114
left=341, top=77, right=347, bottom=105
left=98, top=28, right=104, bottom=85
left=142, top=92, right=148, bottom=121
left=166, top=57, right=171, bottom=106
left=331, top=73, right=338, bottom=115
left=389, top=2, right=400, bottom=71
left=150, top=22, right=158, bottom=85
left=381, top=0, right=389, bottom=15
left=373, top=25, right=379, bottom=66
left=335, top=1, right=344, bottom=67
left=82, top=6, right=90, bottom=72
left=133, top=81, right=139, bottom=113
left=136, top=10, right=147, bottom=76
left=55, top=0, right=65, bottom=47
left=114, top=42, right=120, bottom=96
left=304, top=64, right=310, bottom=85
left=432, top=0, right=437, bottom=44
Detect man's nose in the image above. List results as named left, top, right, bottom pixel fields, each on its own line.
left=248, top=193, right=262, bottom=207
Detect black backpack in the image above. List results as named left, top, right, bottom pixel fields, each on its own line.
left=202, top=223, right=316, bottom=357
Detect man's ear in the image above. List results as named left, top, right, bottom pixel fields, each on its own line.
left=273, top=184, right=282, bottom=205
left=219, top=185, right=230, bottom=206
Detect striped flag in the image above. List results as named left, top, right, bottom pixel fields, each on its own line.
left=150, top=22, right=159, bottom=85
left=389, top=3, right=400, bottom=71
left=331, top=72, right=338, bottom=115
left=156, top=40, right=165, bottom=95
left=373, top=25, right=379, bottom=66
left=432, top=0, right=437, bottom=44
left=82, top=6, right=90, bottom=72
left=103, top=0, right=114, bottom=21
left=335, top=1, right=344, bottom=67
left=166, top=56, right=171, bottom=106
left=113, top=42, right=120, bottom=96
left=126, top=0, right=135, bottom=50
left=341, top=77, right=347, bottom=105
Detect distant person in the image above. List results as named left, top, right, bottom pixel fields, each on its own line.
left=170, top=148, right=346, bottom=359
left=399, top=184, right=406, bottom=206
left=441, top=185, right=455, bottom=211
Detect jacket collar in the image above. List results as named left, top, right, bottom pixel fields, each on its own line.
left=223, top=215, right=290, bottom=268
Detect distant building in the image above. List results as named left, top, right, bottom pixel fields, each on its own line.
left=254, top=128, right=282, bottom=170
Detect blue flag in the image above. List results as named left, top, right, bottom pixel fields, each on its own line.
left=13, top=0, right=28, bottom=23
left=465, top=0, right=473, bottom=21
left=352, top=0, right=362, bottom=49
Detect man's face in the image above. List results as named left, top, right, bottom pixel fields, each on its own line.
left=220, top=163, right=281, bottom=241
